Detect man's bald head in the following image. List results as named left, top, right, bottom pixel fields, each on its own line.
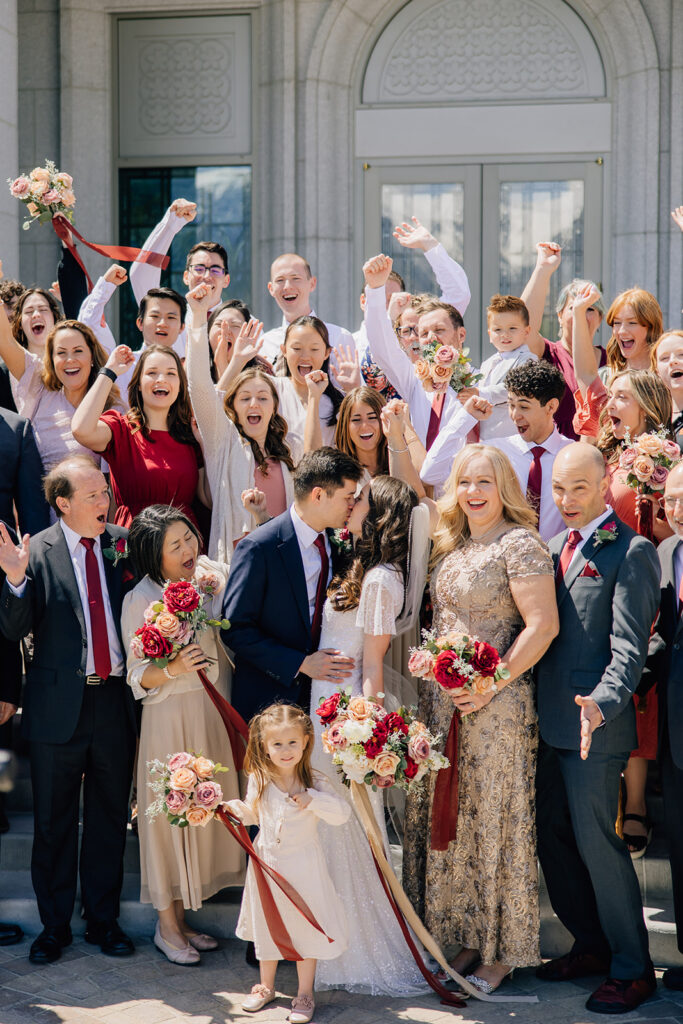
left=551, top=442, right=610, bottom=529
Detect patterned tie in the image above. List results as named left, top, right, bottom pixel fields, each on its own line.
left=426, top=392, right=444, bottom=450
left=79, top=538, right=112, bottom=680
left=310, top=534, right=330, bottom=650
left=526, top=446, right=546, bottom=513
left=556, top=530, right=582, bottom=584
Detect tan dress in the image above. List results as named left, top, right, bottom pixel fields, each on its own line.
left=121, top=557, right=244, bottom=910
left=403, top=526, right=553, bottom=967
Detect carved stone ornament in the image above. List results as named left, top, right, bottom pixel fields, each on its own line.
left=138, top=38, right=233, bottom=136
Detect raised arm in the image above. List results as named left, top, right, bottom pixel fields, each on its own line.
left=303, top=370, right=326, bottom=452
left=521, top=242, right=562, bottom=357
left=571, top=283, right=603, bottom=397
left=363, top=255, right=417, bottom=398
left=420, top=395, right=492, bottom=488
left=129, top=199, right=196, bottom=303
left=672, top=206, right=683, bottom=233
left=78, top=265, right=128, bottom=356
left=215, top=318, right=265, bottom=393
left=185, top=284, right=232, bottom=448
left=70, top=346, right=134, bottom=452
left=394, top=215, right=471, bottom=315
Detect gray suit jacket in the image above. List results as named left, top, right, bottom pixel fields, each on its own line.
left=536, top=513, right=660, bottom=753
left=643, top=535, right=683, bottom=768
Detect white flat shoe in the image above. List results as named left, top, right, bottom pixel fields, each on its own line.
left=153, top=923, right=200, bottom=965
left=288, top=994, right=315, bottom=1023
left=242, top=984, right=276, bottom=1012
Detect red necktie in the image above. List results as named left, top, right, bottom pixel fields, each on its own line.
left=426, top=392, right=444, bottom=450
left=526, top=446, right=546, bottom=513
left=556, top=529, right=582, bottom=584
left=678, top=570, right=683, bottom=616
left=80, top=538, right=112, bottom=680
left=310, top=534, right=330, bottom=649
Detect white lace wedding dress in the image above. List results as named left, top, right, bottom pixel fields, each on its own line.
left=310, top=564, right=429, bottom=995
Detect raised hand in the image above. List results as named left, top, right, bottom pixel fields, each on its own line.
left=170, top=198, right=198, bottom=223
left=535, top=242, right=562, bottom=273
left=0, top=523, right=30, bottom=588
left=572, top=282, right=602, bottom=315
left=49, top=281, right=62, bottom=302
left=105, top=345, right=136, bottom=378
left=330, top=344, right=361, bottom=392
left=387, top=290, right=412, bottom=323
left=103, top=264, right=128, bottom=288
left=393, top=216, right=437, bottom=252
left=305, top=369, right=329, bottom=401
left=363, top=254, right=393, bottom=290
left=381, top=399, right=409, bottom=441
left=232, top=319, right=264, bottom=363
left=457, top=386, right=479, bottom=405
left=241, top=488, right=269, bottom=524
left=186, top=282, right=213, bottom=318
left=575, top=694, right=603, bottom=759
left=463, top=395, right=492, bottom=420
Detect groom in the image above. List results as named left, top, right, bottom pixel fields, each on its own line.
left=222, top=447, right=364, bottom=722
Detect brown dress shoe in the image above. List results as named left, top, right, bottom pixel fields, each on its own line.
left=536, top=950, right=611, bottom=981
left=585, top=968, right=656, bottom=1014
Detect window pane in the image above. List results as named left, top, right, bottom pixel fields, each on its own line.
left=118, top=166, right=251, bottom=349
left=499, top=179, right=584, bottom=340
left=381, top=183, right=464, bottom=298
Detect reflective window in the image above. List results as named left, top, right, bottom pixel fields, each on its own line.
left=381, top=183, right=464, bottom=297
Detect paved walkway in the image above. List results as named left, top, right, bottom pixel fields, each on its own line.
left=1, top=933, right=683, bottom=1024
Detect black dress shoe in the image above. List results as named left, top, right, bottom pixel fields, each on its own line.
left=0, top=922, right=22, bottom=946
left=536, top=949, right=611, bottom=981
left=29, top=926, right=72, bottom=964
left=663, top=965, right=683, bottom=990
left=85, top=920, right=134, bottom=957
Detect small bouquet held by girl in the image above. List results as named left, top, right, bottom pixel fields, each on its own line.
left=414, top=341, right=482, bottom=395
left=8, top=159, right=75, bottom=230
left=147, top=751, right=227, bottom=828
left=315, top=690, right=449, bottom=790
left=618, top=428, right=682, bottom=538
left=408, top=629, right=510, bottom=696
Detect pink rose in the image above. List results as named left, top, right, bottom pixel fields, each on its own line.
left=434, top=345, right=457, bottom=367
left=169, top=766, right=197, bottom=792
left=408, top=734, right=431, bottom=762
left=619, top=448, right=637, bottom=470
left=663, top=439, right=681, bottom=461
left=10, top=177, right=31, bottom=199
left=408, top=649, right=434, bottom=679
left=195, top=569, right=224, bottom=596
left=322, top=722, right=347, bottom=752
left=174, top=620, right=194, bottom=645
left=143, top=603, right=159, bottom=624
left=372, top=773, right=395, bottom=789
left=155, top=610, right=181, bottom=639
left=192, top=756, right=215, bottom=780
left=43, top=189, right=61, bottom=205
left=185, top=804, right=213, bottom=827
left=650, top=464, right=669, bottom=490
left=30, top=167, right=51, bottom=183
left=194, top=780, right=223, bottom=810
left=632, top=454, right=655, bottom=482
left=61, top=189, right=76, bottom=208
left=30, top=180, right=48, bottom=198
left=168, top=751, right=194, bottom=772
left=130, top=635, right=145, bottom=660
left=165, top=789, right=189, bottom=815
left=55, top=172, right=73, bottom=189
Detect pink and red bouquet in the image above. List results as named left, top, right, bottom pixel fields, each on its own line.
left=8, top=160, right=76, bottom=231
left=414, top=342, right=482, bottom=395
left=130, top=571, right=230, bottom=669
left=619, top=429, right=681, bottom=495
left=316, top=689, right=449, bottom=790
left=147, top=751, right=227, bottom=828
left=409, top=629, right=509, bottom=696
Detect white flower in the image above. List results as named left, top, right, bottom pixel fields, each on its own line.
left=341, top=719, right=373, bottom=743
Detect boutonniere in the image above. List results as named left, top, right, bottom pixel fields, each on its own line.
left=103, top=537, right=129, bottom=566
left=329, top=528, right=352, bottom=554
left=593, top=520, right=618, bottom=545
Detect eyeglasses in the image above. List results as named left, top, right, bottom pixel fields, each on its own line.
left=397, top=325, right=419, bottom=338
left=188, top=264, right=226, bottom=278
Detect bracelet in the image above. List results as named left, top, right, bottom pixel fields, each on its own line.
left=387, top=443, right=409, bottom=454
left=98, top=367, right=118, bottom=384
left=163, top=664, right=174, bottom=680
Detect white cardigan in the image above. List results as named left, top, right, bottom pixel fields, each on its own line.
left=186, top=325, right=302, bottom=564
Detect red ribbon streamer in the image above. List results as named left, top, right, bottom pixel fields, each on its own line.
left=197, top=669, right=248, bottom=772
left=216, top=806, right=334, bottom=961
left=636, top=492, right=654, bottom=541
left=430, top=711, right=459, bottom=850
left=51, top=213, right=169, bottom=294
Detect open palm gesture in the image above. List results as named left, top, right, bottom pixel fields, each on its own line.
left=330, top=344, right=361, bottom=393
left=0, top=523, right=29, bottom=587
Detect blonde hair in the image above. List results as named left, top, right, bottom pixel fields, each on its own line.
left=244, top=704, right=314, bottom=812
left=652, top=329, right=683, bottom=370
left=597, top=368, right=673, bottom=463
left=605, top=289, right=663, bottom=373
left=431, top=444, right=538, bottom=566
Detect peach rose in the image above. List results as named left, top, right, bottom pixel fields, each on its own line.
left=663, top=439, right=681, bottom=461
left=169, top=766, right=197, bottom=792
left=632, top=454, right=655, bottom=482
left=10, top=177, right=31, bottom=199
left=408, top=734, right=431, bottom=762
left=185, top=804, right=213, bottom=827
left=373, top=751, right=400, bottom=777
left=61, top=189, right=76, bottom=208
left=473, top=674, right=494, bottom=694
left=30, top=180, right=48, bottom=198
left=30, top=167, right=51, bottom=183
left=26, top=202, right=39, bottom=216
left=434, top=344, right=457, bottom=367
left=55, top=172, right=73, bottom=189
left=636, top=434, right=664, bottom=457
left=322, top=722, right=347, bottom=753
left=347, top=696, right=375, bottom=721
left=192, top=756, right=215, bottom=780
left=430, top=363, right=453, bottom=383
left=408, top=649, right=434, bottom=679
left=155, top=610, right=181, bottom=639
left=414, top=359, right=431, bottom=381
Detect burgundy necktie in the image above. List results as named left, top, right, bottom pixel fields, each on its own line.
left=426, top=392, right=444, bottom=451
left=556, top=529, right=582, bottom=584
left=678, top=571, right=683, bottom=616
left=80, top=537, right=112, bottom=680
left=526, top=445, right=546, bottom=514
left=310, top=534, right=330, bottom=649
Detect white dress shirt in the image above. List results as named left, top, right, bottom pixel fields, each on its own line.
left=290, top=506, right=332, bottom=621
left=261, top=311, right=356, bottom=368
left=565, top=505, right=616, bottom=570
left=477, top=345, right=538, bottom=440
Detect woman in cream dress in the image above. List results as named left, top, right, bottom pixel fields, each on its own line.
left=121, top=505, right=244, bottom=965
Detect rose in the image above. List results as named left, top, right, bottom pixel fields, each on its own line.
left=192, top=756, right=215, bottom=780
left=373, top=751, right=400, bottom=777
left=473, top=674, right=494, bottom=694
left=30, top=180, right=49, bottom=198
left=372, top=773, right=395, bottom=789
left=434, top=345, right=457, bottom=367
left=632, top=454, right=655, bottom=482
left=135, top=624, right=173, bottom=659
left=433, top=650, right=468, bottom=689
left=338, top=751, right=373, bottom=783
left=165, top=789, right=189, bottom=815
left=115, top=538, right=126, bottom=554
left=408, top=734, right=431, bottom=762
left=636, top=434, right=665, bottom=457
left=384, top=712, right=409, bottom=735
left=323, top=722, right=347, bottom=751
left=61, top=189, right=76, bottom=208
left=155, top=611, right=182, bottom=639
left=43, top=189, right=61, bottom=205
left=347, top=696, right=375, bottom=721
left=168, top=751, right=194, bottom=772
left=650, top=464, right=669, bottom=490
left=169, top=766, right=197, bottom=792
left=364, top=722, right=389, bottom=759
left=430, top=363, right=453, bottom=383
left=663, top=439, right=681, bottom=461
left=470, top=640, right=500, bottom=676
left=619, top=448, right=637, bottom=470
left=143, top=603, right=159, bottom=624
left=130, top=635, right=145, bottom=659
left=55, top=172, right=73, bottom=189
left=30, top=167, right=51, bottom=183
left=163, top=580, right=201, bottom=615
left=414, top=359, right=431, bottom=382
left=195, top=568, right=225, bottom=596
left=185, top=804, right=213, bottom=827
left=408, top=649, right=434, bottom=678
left=404, top=756, right=419, bottom=780
left=10, top=177, right=31, bottom=199
left=194, top=780, right=223, bottom=810
left=339, top=528, right=350, bottom=542
left=315, top=692, right=341, bottom=726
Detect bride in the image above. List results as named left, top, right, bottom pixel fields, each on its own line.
left=310, top=473, right=431, bottom=995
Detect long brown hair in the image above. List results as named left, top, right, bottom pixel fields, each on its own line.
left=126, top=345, right=195, bottom=444
left=605, top=289, right=662, bottom=373
left=12, top=288, right=62, bottom=349
left=42, top=320, right=121, bottom=409
left=244, top=704, right=315, bottom=812
left=597, top=369, right=673, bottom=463
left=334, top=387, right=388, bottom=474
left=282, top=315, right=343, bottom=426
left=328, top=475, right=417, bottom=612
left=223, top=368, right=295, bottom=474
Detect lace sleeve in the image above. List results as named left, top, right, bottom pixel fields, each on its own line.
left=502, top=528, right=554, bottom=580
left=120, top=585, right=160, bottom=700
left=356, top=566, right=404, bottom=636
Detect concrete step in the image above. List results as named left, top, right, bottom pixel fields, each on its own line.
left=0, top=813, right=142, bottom=874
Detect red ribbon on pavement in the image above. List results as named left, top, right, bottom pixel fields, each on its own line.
left=197, top=668, right=248, bottom=772
left=430, top=711, right=459, bottom=850
left=51, top=213, right=170, bottom=293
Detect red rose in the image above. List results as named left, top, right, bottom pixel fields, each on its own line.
left=135, top=624, right=173, bottom=659
left=384, top=712, right=409, bottom=735
left=364, top=737, right=384, bottom=759
left=470, top=640, right=500, bottom=676
left=163, top=580, right=201, bottom=615
left=315, top=692, right=341, bottom=725
left=115, top=538, right=127, bottom=553
left=433, top=650, right=467, bottom=690
left=404, top=756, right=419, bottom=780
left=339, top=528, right=350, bottom=542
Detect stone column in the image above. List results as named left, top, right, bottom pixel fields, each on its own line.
left=0, top=3, right=19, bottom=279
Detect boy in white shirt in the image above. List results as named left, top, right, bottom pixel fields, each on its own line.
left=477, top=294, right=538, bottom=440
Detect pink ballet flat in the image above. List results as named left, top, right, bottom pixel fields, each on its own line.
left=187, top=932, right=218, bottom=951
left=242, top=984, right=276, bottom=1012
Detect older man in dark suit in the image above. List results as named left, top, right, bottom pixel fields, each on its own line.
left=535, top=443, right=660, bottom=1015
left=0, top=455, right=136, bottom=964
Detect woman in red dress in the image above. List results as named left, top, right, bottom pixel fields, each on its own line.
left=71, top=343, right=208, bottom=530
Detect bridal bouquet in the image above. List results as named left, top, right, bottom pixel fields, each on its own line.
left=619, top=429, right=681, bottom=495
left=8, top=160, right=76, bottom=231
left=316, top=689, right=449, bottom=790
left=131, top=573, right=230, bottom=669
left=414, top=342, right=481, bottom=395
left=147, top=751, right=227, bottom=827
left=408, top=630, right=509, bottom=696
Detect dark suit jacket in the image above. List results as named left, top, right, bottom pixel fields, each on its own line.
left=0, top=362, right=17, bottom=415
left=221, top=511, right=345, bottom=722
left=0, top=408, right=50, bottom=535
left=0, top=522, right=134, bottom=744
left=643, top=534, right=683, bottom=768
left=536, top=514, right=660, bottom=753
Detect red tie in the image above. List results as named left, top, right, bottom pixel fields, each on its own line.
left=79, top=538, right=112, bottom=680
left=310, top=534, right=330, bottom=649
left=678, top=570, right=683, bottom=616
left=526, top=446, right=546, bottom=513
left=556, top=529, right=582, bottom=584
left=426, top=392, right=444, bottom=450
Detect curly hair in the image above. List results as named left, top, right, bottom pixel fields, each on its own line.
left=334, top=387, right=388, bottom=474
left=42, top=321, right=121, bottom=409
left=0, top=279, right=25, bottom=307
left=126, top=345, right=196, bottom=445
left=328, top=475, right=418, bottom=612
left=244, top=704, right=315, bottom=813
left=605, top=289, right=662, bottom=374
left=283, top=316, right=343, bottom=427
left=223, top=368, right=295, bottom=474
left=12, top=288, right=62, bottom=349
left=504, top=359, right=566, bottom=405
left=597, top=369, right=673, bottom=463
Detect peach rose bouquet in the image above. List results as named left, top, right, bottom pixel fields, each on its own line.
left=414, top=338, right=482, bottom=395
left=315, top=687, right=448, bottom=790
left=8, top=159, right=76, bottom=231
left=619, top=428, right=681, bottom=495
left=408, top=628, right=510, bottom=698
left=130, top=576, right=230, bottom=670
left=147, top=751, right=228, bottom=828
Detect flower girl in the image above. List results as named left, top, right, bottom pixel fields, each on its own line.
left=225, top=704, right=350, bottom=1024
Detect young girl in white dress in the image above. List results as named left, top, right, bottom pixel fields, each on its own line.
left=225, top=704, right=350, bottom=1024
